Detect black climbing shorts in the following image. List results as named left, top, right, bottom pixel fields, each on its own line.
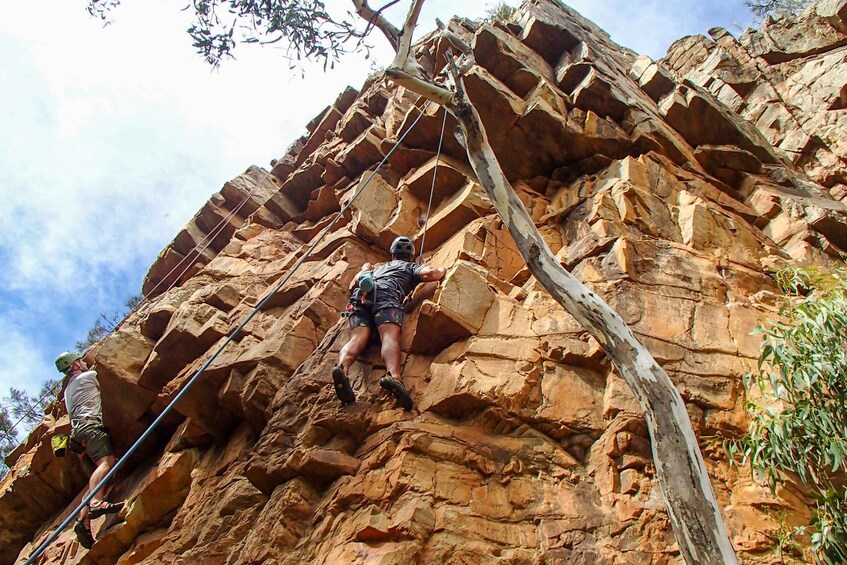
left=72, top=420, right=114, bottom=462
left=347, top=307, right=406, bottom=331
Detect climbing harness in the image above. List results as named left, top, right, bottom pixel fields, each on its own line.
left=343, top=282, right=375, bottom=319
left=342, top=106, right=447, bottom=320
left=24, top=101, right=432, bottom=565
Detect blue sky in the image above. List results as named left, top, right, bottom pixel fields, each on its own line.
left=0, top=0, right=756, bottom=429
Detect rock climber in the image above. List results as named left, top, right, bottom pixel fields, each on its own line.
left=333, top=236, right=446, bottom=410
left=55, top=351, right=125, bottom=549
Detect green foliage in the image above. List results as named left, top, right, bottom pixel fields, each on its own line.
left=0, top=379, right=61, bottom=478
left=0, top=406, right=16, bottom=477
left=86, top=0, right=367, bottom=68
left=745, top=0, right=813, bottom=18
left=728, top=265, right=847, bottom=563
left=75, top=293, right=143, bottom=352
left=478, top=2, right=516, bottom=24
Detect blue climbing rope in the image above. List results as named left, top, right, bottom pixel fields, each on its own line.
left=24, top=101, right=432, bottom=565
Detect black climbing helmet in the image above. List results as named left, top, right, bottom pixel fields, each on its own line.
left=390, top=236, right=415, bottom=259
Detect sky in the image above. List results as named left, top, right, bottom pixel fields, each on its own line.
left=0, top=0, right=757, bottom=433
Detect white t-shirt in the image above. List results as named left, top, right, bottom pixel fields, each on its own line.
left=64, top=370, right=103, bottom=422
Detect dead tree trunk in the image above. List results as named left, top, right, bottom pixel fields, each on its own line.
left=352, top=1, right=739, bottom=562
left=448, top=79, right=737, bottom=565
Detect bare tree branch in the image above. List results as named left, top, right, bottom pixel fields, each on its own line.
left=391, top=0, right=426, bottom=70
left=435, top=18, right=470, bottom=56
left=441, top=39, right=737, bottom=565
left=384, top=67, right=454, bottom=104
left=351, top=0, right=400, bottom=50
left=436, top=18, right=474, bottom=72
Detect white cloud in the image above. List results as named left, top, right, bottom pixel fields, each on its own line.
left=0, top=0, right=755, bottom=400
left=0, top=1, right=375, bottom=293
left=0, top=315, right=57, bottom=402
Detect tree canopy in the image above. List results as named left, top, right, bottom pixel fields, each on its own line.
left=87, top=0, right=368, bottom=68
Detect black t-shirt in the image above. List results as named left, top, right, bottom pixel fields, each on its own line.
left=371, top=259, right=423, bottom=309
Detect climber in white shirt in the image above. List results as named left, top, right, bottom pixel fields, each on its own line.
left=55, top=351, right=125, bottom=549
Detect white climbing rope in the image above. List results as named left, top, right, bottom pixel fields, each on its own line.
left=145, top=176, right=266, bottom=297
left=3, top=172, right=272, bottom=445
left=417, top=105, right=448, bottom=262
left=24, top=100, right=431, bottom=565
left=101, top=170, right=272, bottom=336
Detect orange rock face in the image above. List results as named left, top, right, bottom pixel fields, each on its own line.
left=6, top=1, right=847, bottom=563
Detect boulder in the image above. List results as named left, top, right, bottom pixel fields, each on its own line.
left=410, top=261, right=495, bottom=353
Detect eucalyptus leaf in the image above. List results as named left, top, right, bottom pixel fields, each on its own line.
left=729, top=264, right=847, bottom=561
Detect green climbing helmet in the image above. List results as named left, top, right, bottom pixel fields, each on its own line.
left=390, top=236, right=415, bottom=258
left=55, top=351, right=82, bottom=374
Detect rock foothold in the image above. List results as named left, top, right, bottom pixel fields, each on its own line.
left=7, top=1, right=847, bottom=564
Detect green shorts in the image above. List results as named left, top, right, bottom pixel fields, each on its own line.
left=72, top=420, right=114, bottom=462
left=347, top=307, right=405, bottom=330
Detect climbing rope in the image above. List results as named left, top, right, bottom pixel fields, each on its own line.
left=145, top=178, right=264, bottom=297
left=103, top=171, right=271, bottom=335
left=3, top=172, right=269, bottom=445
left=417, top=105, right=448, bottom=262
left=24, top=100, right=431, bottom=565
left=1, top=383, right=62, bottom=445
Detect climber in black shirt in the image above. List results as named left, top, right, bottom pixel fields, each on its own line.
left=333, top=236, right=446, bottom=409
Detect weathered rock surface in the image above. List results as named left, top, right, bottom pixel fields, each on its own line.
left=662, top=0, right=847, bottom=211
left=5, top=1, right=847, bottom=564
left=141, top=165, right=286, bottom=298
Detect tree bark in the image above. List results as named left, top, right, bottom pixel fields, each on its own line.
left=351, top=0, right=401, bottom=50
left=384, top=67, right=453, bottom=105
left=448, top=80, right=738, bottom=564
left=352, top=2, right=739, bottom=563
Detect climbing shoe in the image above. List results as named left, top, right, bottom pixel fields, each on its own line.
left=332, top=365, right=356, bottom=405
left=379, top=374, right=413, bottom=410
left=88, top=500, right=124, bottom=519
left=74, top=520, right=94, bottom=549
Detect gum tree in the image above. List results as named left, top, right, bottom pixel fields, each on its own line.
left=0, top=382, right=60, bottom=478
left=728, top=266, right=847, bottom=563
left=85, top=1, right=737, bottom=562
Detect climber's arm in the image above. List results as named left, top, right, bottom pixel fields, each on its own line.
left=418, top=265, right=446, bottom=282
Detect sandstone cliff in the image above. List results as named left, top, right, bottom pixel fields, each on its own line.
left=5, top=1, right=847, bottom=563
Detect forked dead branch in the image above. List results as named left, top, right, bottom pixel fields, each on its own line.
left=354, top=0, right=737, bottom=562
